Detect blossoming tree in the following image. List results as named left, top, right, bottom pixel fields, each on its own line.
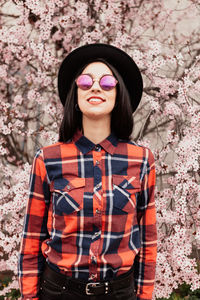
left=0, top=0, right=199, bottom=298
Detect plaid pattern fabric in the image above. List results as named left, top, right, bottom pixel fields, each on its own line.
left=18, top=129, right=157, bottom=300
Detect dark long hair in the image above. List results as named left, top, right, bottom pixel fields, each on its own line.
left=58, top=58, right=134, bottom=142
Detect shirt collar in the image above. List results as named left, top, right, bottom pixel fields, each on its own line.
left=72, top=128, right=118, bottom=155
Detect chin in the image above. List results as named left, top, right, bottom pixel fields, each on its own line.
left=83, top=110, right=112, bottom=119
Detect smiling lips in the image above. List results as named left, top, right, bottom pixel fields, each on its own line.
left=87, top=96, right=105, bottom=104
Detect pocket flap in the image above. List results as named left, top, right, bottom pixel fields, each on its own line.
left=50, top=177, right=85, bottom=192
left=112, top=174, right=140, bottom=190
left=112, top=175, right=140, bottom=213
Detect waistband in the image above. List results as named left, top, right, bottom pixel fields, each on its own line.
left=41, top=262, right=136, bottom=296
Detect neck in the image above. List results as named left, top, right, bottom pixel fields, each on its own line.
left=82, top=115, right=111, bottom=144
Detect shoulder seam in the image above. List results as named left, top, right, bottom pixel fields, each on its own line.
left=37, top=148, right=51, bottom=185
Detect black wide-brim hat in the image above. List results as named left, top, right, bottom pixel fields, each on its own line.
left=58, top=43, right=143, bottom=113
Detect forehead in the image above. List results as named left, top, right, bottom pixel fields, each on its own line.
left=81, top=61, right=113, bottom=75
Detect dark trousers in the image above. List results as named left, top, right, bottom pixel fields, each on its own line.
left=39, top=263, right=137, bottom=300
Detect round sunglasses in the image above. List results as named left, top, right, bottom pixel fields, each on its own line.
left=75, top=74, right=118, bottom=91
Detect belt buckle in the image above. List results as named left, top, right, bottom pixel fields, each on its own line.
left=85, top=282, right=102, bottom=295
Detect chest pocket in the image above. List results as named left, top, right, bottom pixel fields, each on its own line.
left=112, top=175, right=141, bottom=213
left=50, top=177, right=85, bottom=215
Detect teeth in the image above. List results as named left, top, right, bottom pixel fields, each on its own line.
left=89, top=98, right=103, bottom=102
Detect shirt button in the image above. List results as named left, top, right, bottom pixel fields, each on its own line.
left=96, top=160, right=100, bottom=165
left=95, top=145, right=101, bottom=151
left=96, top=209, right=101, bottom=214
left=94, top=231, right=100, bottom=237
left=91, top=256, right=97, bottom=263
left=90, top=274, right=96, bottom=279
left=96, top=183, right=101, bottom=189
left=66, top=185, right=70, bottom=190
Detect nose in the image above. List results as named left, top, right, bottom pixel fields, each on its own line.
left=91, top=80, right=101, bottom=91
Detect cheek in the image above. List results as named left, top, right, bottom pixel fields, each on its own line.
left=110, top=89, right=117, bottom=103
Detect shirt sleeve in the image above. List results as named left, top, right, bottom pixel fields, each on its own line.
left=133, top=147, right=157, bottom=300
left=18, top=148, right=50, bottom=299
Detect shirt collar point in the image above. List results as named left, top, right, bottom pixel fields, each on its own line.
left=73, top=128, right=118, bottom=155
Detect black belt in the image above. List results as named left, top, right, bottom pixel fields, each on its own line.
left=41, top=262, right=136, bottom=296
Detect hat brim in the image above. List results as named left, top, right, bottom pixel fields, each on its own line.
left=58, top=43, right=143, bottom=113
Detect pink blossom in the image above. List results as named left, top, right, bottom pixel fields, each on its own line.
left=27, top=89, right=37, bottom=101
left=52, top=30, right=63, bottom=42
left=13, top=95, right=23, bottom=105
left=0, top=65, right=8, bottom=78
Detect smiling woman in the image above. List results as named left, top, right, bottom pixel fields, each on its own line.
left=18, top=43, right=157, bottom=300
left=58, top=54, right=136, bottom=144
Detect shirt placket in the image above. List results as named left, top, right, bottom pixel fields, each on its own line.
left=89, top=144, right=103, bottom=281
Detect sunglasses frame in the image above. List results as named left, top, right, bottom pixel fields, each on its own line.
left=75, top=73, right=118, bottom=91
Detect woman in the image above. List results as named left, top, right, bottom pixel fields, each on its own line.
left=18, top=43, right=157, bottom=300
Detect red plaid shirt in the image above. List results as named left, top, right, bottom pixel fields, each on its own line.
left=18, top=129, right=157, bottom=300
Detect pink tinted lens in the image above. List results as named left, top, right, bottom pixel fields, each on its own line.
left=100, top=75, right=117, bottom=90
left=76, top=74, right=93, bottom=90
